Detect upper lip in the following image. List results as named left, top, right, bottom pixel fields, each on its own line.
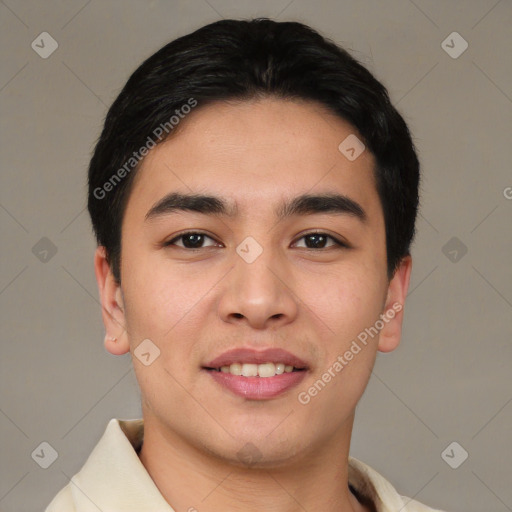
left=204, top=348, right=309, bottom=370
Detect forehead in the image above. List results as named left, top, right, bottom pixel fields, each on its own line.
left=124, top=97, right=380, bottom=222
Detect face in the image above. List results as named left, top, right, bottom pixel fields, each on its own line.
left=95, top=97, right=411, bottom=467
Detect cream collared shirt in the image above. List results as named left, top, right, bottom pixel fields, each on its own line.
left=45, top=418, right=446, bottom=512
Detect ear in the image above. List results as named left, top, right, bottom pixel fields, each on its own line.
left=377, top=255, right=413, bottom=353
left=94, top=246, right=130, bottom=356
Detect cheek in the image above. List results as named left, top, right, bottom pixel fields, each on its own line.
left=122, top=264, right=206, bottom=402
left=299, top=262, right=385, bottom=340
left=121, top=248, right=210, bottom=335
left=297, top=270, right=382, bottom=425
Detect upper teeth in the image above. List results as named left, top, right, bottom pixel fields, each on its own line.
left=219, top=363, right=295, bottom=377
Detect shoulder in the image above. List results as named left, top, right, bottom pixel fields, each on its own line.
left=348, top=456, right=448, bottom=512
left=45, top=484, right=75, bottom=512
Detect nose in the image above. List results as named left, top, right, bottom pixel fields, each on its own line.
left=217, top=246, right=299, bottom=330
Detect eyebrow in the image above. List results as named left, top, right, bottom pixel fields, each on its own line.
left=145, top=192, right=367, bottom=223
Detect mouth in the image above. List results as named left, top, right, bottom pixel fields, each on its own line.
left=202, top=348, right=309, bottom=400
left=204, top=362, right=306, bottom=378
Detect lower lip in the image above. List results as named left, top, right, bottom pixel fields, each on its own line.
left=205, top=369, right=308, bottom=400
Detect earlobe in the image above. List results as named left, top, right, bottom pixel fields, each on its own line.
left=104, top=333, right=130, bottom=356
left=377, top=255, right=412, bottom=353
left=94, top=246, right=130, bottom=356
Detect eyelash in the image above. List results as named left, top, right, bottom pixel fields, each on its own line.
left=163, top=231, right=348, bottom=250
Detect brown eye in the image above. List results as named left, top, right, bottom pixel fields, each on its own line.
left=165, top=232, right=219, bottom=249
left=294, top=232, right=346, bottom=249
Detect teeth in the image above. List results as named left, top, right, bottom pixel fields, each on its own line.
left=257, top=363, right=275, bottom=378
left=229, top=363, right=242, bottom=376
left=217, top=362, right=300, bottom=377
left=241, top=363, right=259, bottom=377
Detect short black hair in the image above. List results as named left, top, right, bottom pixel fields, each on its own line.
left=88, top=18, right=420, bottom=283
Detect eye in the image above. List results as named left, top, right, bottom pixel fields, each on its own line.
left=293, top=232, right=347, bottom=249
left=164, top=231, right=221, bottom=249
left=163, top=231, right=348, bottom=250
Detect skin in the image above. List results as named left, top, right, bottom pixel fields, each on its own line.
left=94, top=97, right=412, bottom=512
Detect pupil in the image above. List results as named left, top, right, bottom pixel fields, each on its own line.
left=184, top=234, right=203, bottom=248
left=306, top=234, right=326, bottom=249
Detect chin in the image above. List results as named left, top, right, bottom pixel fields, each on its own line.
left=199, top=430, right=310, bottom=470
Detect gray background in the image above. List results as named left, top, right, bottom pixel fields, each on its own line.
left=1, top=1, right=511, bottom=511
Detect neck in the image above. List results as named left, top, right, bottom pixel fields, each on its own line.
left=138, top=412, right=365, bottom=512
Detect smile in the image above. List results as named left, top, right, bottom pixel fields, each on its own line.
left=209, top=362, right=303, bottom=378
left=203, top=347, right=309, bottom=399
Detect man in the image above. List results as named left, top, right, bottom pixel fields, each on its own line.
left=46, top=18, right=446, bottom=512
